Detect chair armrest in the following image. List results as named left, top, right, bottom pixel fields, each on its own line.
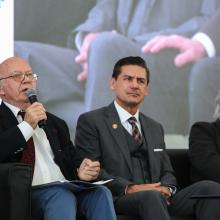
left=0, top=163, right=32, bottom=220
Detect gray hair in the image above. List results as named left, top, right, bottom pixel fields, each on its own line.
left=213, top=91, right=220, bottom=119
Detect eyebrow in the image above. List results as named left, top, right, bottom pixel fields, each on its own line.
left=121, top=74, right=146, bottom=80
left=12, top=70, right=32, bottom=73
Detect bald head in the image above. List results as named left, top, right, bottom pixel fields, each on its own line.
left=0, top=57, right=31, bottom=78
left=0, top=57, right=36, bottom=109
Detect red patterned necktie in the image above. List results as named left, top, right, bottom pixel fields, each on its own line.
left=128, top=117, right=143, bottom=144
left=19, top=111, right=35, bottom=173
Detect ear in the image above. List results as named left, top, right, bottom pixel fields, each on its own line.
left=144, top=85, right=149, bottom=97
left=109, top=78, right=116, bottom=91
left=0, top=85, right=4, bottom=96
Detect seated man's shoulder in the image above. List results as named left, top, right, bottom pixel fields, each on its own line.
left=191, top=121, right=217, bottom=131
left=141, top=113, right=163, bottom=128
left=79, top=106, right=108, bottom=120
left=46, top=112, right=66, bottom=124
left=190, top=121, right=218, bottom=136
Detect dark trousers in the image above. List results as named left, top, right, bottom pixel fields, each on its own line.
left=115, top=190, right=169, bottom=220
left=170, top=180, right=220, bottom=219
left=115, top=180, right=220, bottom=220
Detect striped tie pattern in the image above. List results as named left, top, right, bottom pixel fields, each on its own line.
left=128, top=117, right=143, bottom=144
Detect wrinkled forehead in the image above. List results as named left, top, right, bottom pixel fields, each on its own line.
left=0, top=57, right=31, bottom=77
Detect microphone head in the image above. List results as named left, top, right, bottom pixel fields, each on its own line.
left=24, top=88, right=45, bottom=128
left=25, top=88, right=38, bottom=104
left=25, top=88, right=37, bottom=98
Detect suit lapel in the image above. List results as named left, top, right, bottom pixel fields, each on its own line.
left=43, top=116, right=60, bottom=153
left=139, top=113, right=155, bottom=179
left=104, top=103, right=133, bottom=175
left=0, top=102, right=19, bottom=128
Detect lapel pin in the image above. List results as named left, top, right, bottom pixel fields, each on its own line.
left=112, top=123, right=118, bottom=129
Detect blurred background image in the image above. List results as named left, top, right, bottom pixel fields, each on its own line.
left=1, top=0, right=220, bottom=147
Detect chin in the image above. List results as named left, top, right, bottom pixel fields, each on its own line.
left=129, top=97, right=142, bottom=103
left=126, top=100, right=140, bottom=107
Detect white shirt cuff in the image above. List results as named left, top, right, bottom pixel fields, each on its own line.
left=17, top=121, right=34, bottom=141
left=75, top=32, right=86, bottom=50
left=193, top=32, right=216, bottom=58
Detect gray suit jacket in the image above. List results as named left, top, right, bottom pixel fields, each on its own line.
left=75, top=103, right=177, bottom=198
left=73, top=0, right=215, bottom=45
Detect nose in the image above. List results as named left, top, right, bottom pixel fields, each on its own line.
left=130, top=79, right=139, bottom=88
left=21, top=74, right=31, bottom=83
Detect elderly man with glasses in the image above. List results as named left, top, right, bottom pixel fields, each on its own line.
left=0, top=57, right=116, bottom=220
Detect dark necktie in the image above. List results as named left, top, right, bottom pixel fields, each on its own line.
left=128, top=117, right=143, bottom=144
left=19, top=111, right=35, bottom=173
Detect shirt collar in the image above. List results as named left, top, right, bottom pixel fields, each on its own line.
left=114, top=100, right=139, bottom=123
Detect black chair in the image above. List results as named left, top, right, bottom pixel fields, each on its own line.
left=0, top=163, right=32, bottom=220
left=0, top=149, right=195, bottom=220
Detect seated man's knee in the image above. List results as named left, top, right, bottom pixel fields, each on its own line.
left=94, top=185, right=113, bottom=199
left=48, top=186, right=76, bottom=204
left=135, top=190, right=165, bottom=205
left=193, top=180, right=220, bottom=194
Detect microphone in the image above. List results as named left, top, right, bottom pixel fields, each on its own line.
left=25, top=89, right=46, bottom=129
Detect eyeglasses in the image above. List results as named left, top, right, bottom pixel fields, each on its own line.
left=0, top=71, right=38, bottom=82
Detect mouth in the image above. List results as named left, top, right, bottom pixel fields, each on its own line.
left=127, top=92, right=140, bottom=97
left=22, top=87, right=31, bottom=92
left=19, top=88, right=30, bottom=94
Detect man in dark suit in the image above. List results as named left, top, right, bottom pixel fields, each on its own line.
left=75, top=56, right=220, bottom=220
left=0, top=57, right=116, bottom=220
left=189, top=91, right=220, bottom=184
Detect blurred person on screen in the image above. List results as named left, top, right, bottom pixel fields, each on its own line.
left=68, top=0, right=219, bottom=135
left=141, top=7, right=220, bottom=126
left=142, top=8, right=220, bottom=67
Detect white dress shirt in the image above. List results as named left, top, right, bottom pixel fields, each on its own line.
left=114, top=100, right=142, bottom=135
left=4, top=102, right=66, bottom=186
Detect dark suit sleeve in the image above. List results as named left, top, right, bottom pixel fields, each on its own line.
left=160, top=150, right=178, bottom=187
left=75, top=113, right=133, bottom=197
left=46, top=113, right=78, bottom=180
left=0, top=126, right=27, bottom=162
left=189, top=121, right=220, bottom=182
left=150, top=123, right=177, bottom=187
